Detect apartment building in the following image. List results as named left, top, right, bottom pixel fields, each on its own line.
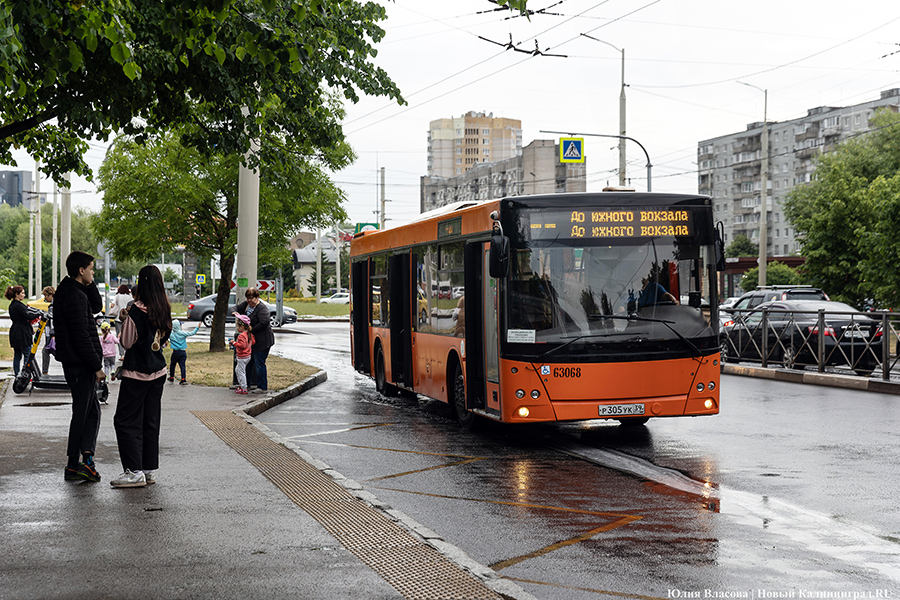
left=0, top=170, right=33, bottom=207
left=698, top=88, right=900, bottom=257
left=427, top=111, right=522, bottom=178
left=420, top=139, right=587, bottom=213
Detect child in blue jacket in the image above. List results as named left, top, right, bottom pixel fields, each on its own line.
left=168, top=319, right=199, bottom=384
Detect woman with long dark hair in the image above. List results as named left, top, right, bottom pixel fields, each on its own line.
left=5, top=284, right=42, bottom=376
left=111, top=265, right=172, bottom=488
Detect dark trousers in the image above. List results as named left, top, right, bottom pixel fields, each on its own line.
left=252, top=347, right=270, bottom=390
left=13, top=345, right=28, bottom=376
left=63, top=364, right=101, bottom=463
left=169, top=349, right=187, bottom=380
left=114, top=375, right=165, bottom=472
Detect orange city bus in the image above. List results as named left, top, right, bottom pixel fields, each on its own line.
left=350, top=191, right=725, bottom=428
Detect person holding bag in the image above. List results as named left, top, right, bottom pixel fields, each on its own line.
left=233, top=287, right=274, bottom=393
left=111, top=265, right=172, bottom=488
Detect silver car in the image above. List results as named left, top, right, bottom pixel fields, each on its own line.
left=186, top=293, right=297, bottom=328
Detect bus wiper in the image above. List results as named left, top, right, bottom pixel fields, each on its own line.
left=585, top=314, right=703, bottom=357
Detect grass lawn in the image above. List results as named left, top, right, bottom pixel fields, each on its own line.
left=1, top=341, right=319, bottom=391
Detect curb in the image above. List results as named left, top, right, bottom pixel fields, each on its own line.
left=233, top=371, right=537, bottom=600
left=722, top=364, right=900, bottom=395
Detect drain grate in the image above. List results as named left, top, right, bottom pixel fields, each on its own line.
left=194, top=410, right=501, bottom=600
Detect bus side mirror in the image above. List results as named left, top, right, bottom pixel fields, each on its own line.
left=715, top=221, right=726, bottom=271
left=489, top=234, right=510, bottom=278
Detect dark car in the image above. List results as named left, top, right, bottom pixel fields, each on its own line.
left=186, top=293, right=297, bottom=328
left=721, top=300, right=881, bottom=375
left=729, top=286, right=830, bottom=312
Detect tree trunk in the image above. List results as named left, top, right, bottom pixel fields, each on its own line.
left=208, top=253, right=235, bottom=352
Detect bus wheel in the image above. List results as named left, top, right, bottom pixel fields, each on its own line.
left=452, top=363, right=475, bottom=430
left=375, top=347, right=389, bottom=395
left=618, top=417, right=649, bottom=427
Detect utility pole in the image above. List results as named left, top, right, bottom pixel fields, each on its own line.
left=580, top=34, right=626, bottom=186
left=235, top=107, right=260, bottom=300
left=334, top=224, right=341, bottom=293
left=379, top=167, right=386, bottom=230
left=315, top=228, right=322, bottom=301
left=27, top=193, right=34, bottom=297
left=52, top=181, right=58, bottom=285
left=34, top=162, right=42, bottom=295
left=60, top=173, right=71, bottom=279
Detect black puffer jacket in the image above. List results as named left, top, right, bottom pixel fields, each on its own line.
left=8, top=299, right=41, bottom=350
left=53, top=276, right=103, bottom=372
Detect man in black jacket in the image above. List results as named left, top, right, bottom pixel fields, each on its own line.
left=55, top=251, right=106, bottom=482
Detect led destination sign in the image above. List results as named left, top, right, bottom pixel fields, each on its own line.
left=526, top=208, right=694, bottom=241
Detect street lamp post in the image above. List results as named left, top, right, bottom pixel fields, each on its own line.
left=541, top=130, right=651, bottom=192
left=738, top=81, right=769, bottom=287
left=580, top=34, right=626, bottom=187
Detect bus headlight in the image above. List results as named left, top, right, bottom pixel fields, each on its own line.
left=516, top=406, right=530, bottom=418
left=515, top=389, right=525, bottom=399
left=704, top=399, right=714, bottom=409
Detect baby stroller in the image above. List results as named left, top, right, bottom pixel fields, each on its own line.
left=13, top=313, right=110, bottom=404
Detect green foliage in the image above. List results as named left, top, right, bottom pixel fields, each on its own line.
left=739, top=261, right=801, bottom=292
left=0, top=266, right=16, bottom=292
left=726, top=234, right=758, bottom=258
left=306, top=250, right=335, bottom=296
left=0, top=203, right=97, bottom=288
left=0, top=0, right=404, bottom=184
left=784, top=109, right=900, bottom=307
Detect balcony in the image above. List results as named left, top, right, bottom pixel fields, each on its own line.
left=795, top=124, right=820, bottom=142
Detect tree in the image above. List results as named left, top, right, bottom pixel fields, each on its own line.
left=726, top=234, right=758, bottom=258
left=306, top=249, right=335, bottom=297
left=739, top=261, right=801, bottom=292
left=95, top=128, right=347, bottom=350
left=784, top=109, right=900, bottom=307
left=0, top=0, right=404, bottom=184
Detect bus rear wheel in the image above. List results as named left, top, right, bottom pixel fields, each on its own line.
left=452, top=363, right=475, bottom=430
left=375, top=347, right=398, bottom=397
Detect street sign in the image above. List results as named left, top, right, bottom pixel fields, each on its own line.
left=559, top=137, right=585, bottom=163
left=196, top=274, right=206, bottom=284
left=354, top=222, right=379, bottom=234
left=229, top=279, right=274, bottom=291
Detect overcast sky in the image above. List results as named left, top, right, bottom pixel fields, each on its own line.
left=6, top=0, right=900, bottom=229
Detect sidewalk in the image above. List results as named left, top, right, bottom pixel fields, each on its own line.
left=0, top=366, right=527, bottom=600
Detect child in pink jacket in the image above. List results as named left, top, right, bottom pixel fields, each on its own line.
left=99, top=321, right=119, bottom=380
left=230, top=315, right=255, bottom=394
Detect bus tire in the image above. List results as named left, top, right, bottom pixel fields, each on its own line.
left=452, top=362, right=475, bottom=430
left=375, top=346, right=388, bottom=395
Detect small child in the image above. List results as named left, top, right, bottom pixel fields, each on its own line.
left=168, top=319, right=200, bottom=384
left=99, top=322, right=119, bottom=381
left=231, top=315, right=255, bottom=395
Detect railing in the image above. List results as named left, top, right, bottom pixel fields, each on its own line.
left=720, top=307, right=900, bottom=380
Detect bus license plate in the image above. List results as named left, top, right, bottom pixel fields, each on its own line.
left=599, top=403, right=645, bottom=417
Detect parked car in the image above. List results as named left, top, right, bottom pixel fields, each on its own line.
left=720, top=296, right=741, bottom=310
left=321, top=292, right=350, bottom=304
left=720, top=300, right=880, bottom=375
left=728, top=286, right=830, bottom=312
left=187, top=293, right=298, bottom=328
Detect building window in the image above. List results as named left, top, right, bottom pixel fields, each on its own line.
left=483, top=128, right=489, bottom=135
left=456, top=158, right=461, bottom=165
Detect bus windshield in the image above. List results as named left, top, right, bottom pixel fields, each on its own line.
left=504, top=206, right=719, bottom=360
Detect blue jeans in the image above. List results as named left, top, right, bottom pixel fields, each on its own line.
left=13, top=346, right=27, bottom=376
left=169, top=349, right=187, bottom=380
left=252, top=347, right=270, bottom=390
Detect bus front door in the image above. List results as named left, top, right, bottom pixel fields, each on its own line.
left=463, top=241, right=502, bottom=414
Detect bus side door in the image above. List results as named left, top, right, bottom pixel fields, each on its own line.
left=463, top=241, right=501, bottom=414
left=389, top=253, right=413, bottom=388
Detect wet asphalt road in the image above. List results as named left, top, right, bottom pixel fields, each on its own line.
left=261, top=322, right=900, bottom=599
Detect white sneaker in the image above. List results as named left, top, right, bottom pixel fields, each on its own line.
left=144, top=470, right=157, bottom=485
left=110, top=469, right=146, bottom=488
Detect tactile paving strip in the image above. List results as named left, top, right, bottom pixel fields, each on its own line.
left=194, top=411, right=501, bottom=600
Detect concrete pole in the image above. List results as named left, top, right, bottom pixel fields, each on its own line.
left=235, top=118, right=260, bottom=300
left=334, top=224, right=341, bottom=293
left=52, top=181, right=58, bottom=284
left=61, top=173, right=71, bottom=276
left=315, top=228, right=322, bottom=301
left=618, top=47, right=626, bottom=187
left=759, top=89, right=769, bottom=287
left=379, top=167, right=386, bottom=230
left=27, top=193, right=34, bottom=297
left=34, top=162, right=42, bottom=295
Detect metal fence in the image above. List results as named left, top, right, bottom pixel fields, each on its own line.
left=720, top=307, right=900, bottom=380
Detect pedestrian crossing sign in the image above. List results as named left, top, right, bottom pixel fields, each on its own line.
left=560, top=138, right=585, bottom=163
